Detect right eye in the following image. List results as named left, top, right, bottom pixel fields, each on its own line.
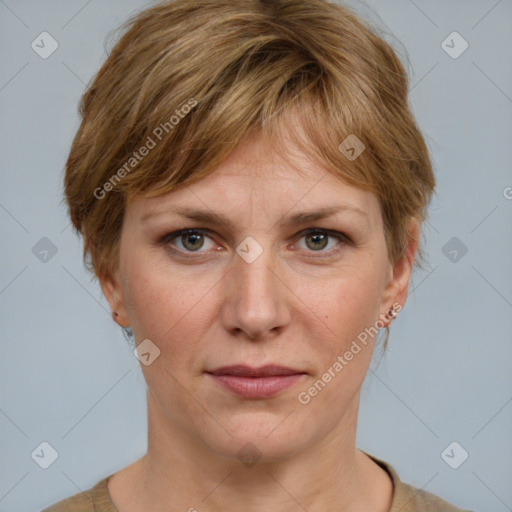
left=162, top=228, right=219, bottom=254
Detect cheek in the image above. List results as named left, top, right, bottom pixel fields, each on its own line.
left=296, top=265, right=385, bottom=368
left=122, top=255, right=218, bottom=347
left=305, top=269, right=383, bottom=331
left=300, top=277, right=382, bottom=407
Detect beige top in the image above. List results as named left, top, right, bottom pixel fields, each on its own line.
left=41, top=454, right=472, bottom=511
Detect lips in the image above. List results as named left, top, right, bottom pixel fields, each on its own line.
left=206, top=364, right=304, bottom=377
left=206, top=365, right=306, bottom=399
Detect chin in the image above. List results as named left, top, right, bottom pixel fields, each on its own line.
left=201, top=412, right=310, bottom=463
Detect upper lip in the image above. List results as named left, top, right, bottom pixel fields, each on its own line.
left=206, top=365, right=305, bottom=377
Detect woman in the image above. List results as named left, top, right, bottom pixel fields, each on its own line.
left=43, top=0, right=473, bottom=510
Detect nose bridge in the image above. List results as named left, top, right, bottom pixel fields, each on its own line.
left=238, top=242, right=276, bottom=293
left=221, top=236, right=288, bottom=339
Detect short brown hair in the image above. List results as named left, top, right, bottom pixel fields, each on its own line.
left=64, top=0, right=435, bottom=285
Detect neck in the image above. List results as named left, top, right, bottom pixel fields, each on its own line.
left=110, top=390, right=391, bottom=512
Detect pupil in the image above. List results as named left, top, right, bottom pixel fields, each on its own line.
left=183, top=233, right=203, bottom=251
left=307, top=232, right=327, bottom=250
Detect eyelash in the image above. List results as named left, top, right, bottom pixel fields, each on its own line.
left=159, top=228, right=351, bottom=259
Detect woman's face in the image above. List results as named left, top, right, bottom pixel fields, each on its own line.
left=103, top=133, right=414, bottom=463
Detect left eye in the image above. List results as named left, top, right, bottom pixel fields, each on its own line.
left=296, top=230, right=343, bottom=252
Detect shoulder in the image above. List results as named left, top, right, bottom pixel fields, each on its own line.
left=393, top=479, right=472, bottom=512
left=365, top=453, right=473, bottom=512
left=40, top=475, right=117, bottom=512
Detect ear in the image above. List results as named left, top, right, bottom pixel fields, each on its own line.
left=100, top=268, right=130, bottom=328
left=379, top=217, right=420, bottom=323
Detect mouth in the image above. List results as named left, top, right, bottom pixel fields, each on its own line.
left=205, top=365, right=306, bottom=399
left=207, top=364, right=305, bottom=377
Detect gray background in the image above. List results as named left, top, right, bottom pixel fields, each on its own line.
left=0, top=1, right=511, bottom=511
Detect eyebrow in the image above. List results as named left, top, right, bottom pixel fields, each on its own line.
left=141, top=205, right=367, bottom=229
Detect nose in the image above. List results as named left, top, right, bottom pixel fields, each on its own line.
left=220, top=240, right=291, bottom=340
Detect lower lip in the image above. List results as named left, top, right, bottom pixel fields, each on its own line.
left=207, top=374, right=304, bottom=399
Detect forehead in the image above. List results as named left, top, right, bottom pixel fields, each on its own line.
left=128, top=133, right=381, bottom=224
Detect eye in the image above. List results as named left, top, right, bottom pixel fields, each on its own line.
left=160, top=228, right=350, bottom=258
left=294, top=229, right=348, bottom=256
left=164, top=229, right=217, bottom=253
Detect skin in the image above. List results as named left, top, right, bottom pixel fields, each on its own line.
left=102, top=131, right=419, bottom=512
